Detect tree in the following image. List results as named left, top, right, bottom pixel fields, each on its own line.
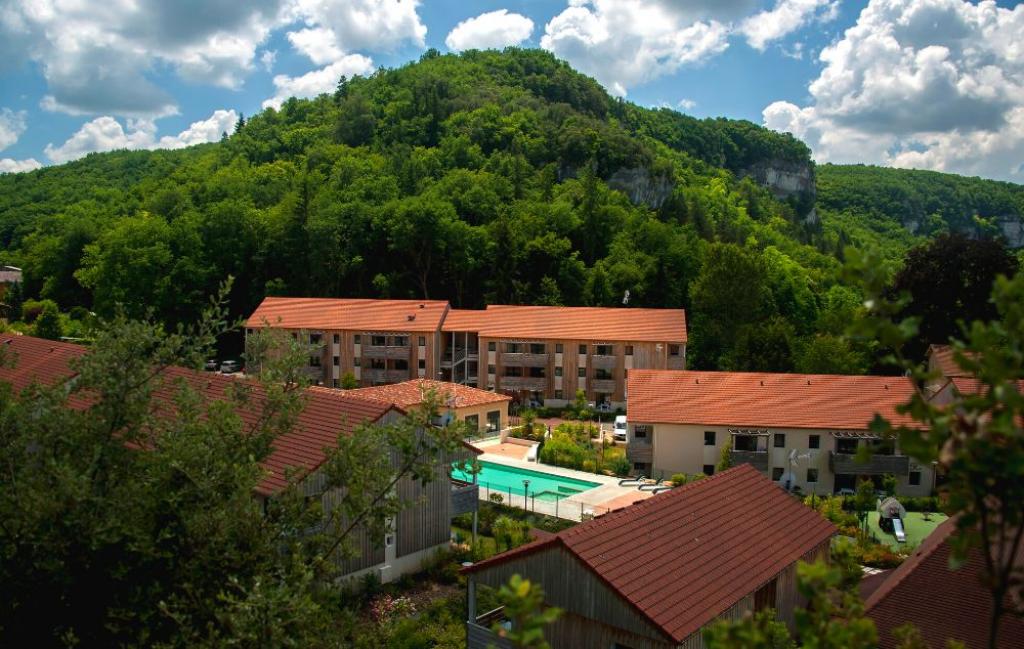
left=4, top=281, right=23, bottom=317
left=881, top=473, right=898, bottom=498
left=491, top=575, right=562, bottom=649
left=339, top=372, right=359, bottom=389
left=854, top=478, right=876, bottom=540
left=33, top=301, right=63, bottom=340
left=703, top=609, right=794, bottom=649
left=888, top=232, right=1019, bottom=360
left=730, top=317, right=795, bottom=372
left=716, top=436, right=733, bottom=473
left=850, top=248, right=1024, bottom=649
left=797, top=334, right=868, bottom=375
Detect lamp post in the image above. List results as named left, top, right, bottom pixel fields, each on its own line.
left=523, top=479, right=530, bottom=510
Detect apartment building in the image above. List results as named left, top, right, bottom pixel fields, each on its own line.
left=626, top=370, right=935, bottom=497
left=442, top=305, right=687, bottom=408
left=246, top=297, right=450, bottom=387
left=246, top=298, right=688, bottom=405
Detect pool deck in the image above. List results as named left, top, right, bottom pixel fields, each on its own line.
left=469, top=445, right=657, bottom=521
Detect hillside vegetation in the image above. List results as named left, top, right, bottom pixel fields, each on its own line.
left=0, top=48, right=1020, bottom=371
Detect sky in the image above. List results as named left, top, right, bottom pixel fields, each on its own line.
left=1, top=0, right=1023, bottom=182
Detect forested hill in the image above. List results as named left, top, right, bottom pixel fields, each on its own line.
left=0, top=48, right=1020, bottom=372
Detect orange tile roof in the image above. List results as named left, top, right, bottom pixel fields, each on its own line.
left=443, top=304, right=687, bottom=343
left=246, top=297, right=449, bottom=333
left=0, top=334, right=397, bottom=495
left=627, top=370, right=918, bottom=431
left=315, top=379, right=510, bottom=409
left=466, top=465, right=836, bottom=643
left=927, top=344, right=977, bottom=379
left=866, top=517, right=1024, bottom=649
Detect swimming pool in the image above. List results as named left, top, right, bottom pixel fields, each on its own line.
left=453, top=461, right=601, bottom=502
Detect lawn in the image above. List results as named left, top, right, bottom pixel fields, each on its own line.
left=867, top=511, right=948, bottom=548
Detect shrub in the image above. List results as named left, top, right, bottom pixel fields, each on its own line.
left=488, top=492, right=503, bottom=505
left=539, top=431, right=587, bottom=469
left=603, top=454, right=631, bottom=477
left=855, top=542, right=903, bottom=569
left=670, top=473, right=688, bottom=486
left=582, top=459, right=597, bottom=473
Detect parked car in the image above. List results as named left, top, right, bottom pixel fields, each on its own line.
left=613, top=415, right=628, bottom=442
left=220, top=360, right=241, bottom=374
left=204, top=359, right=218, bottom=371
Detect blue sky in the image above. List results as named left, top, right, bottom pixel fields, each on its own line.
left=2, top=1, right=1023, bottom=182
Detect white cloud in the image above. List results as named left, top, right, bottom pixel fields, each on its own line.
left=445, top=9, right=534, bottom=51
left=263, top=55, right=375, bottom=109
left=739, top=0, right=837, bottom=51
left=288, top=0, right=427, bottom=54
left=288, top=26, right=345, bottom=65
left=677, top=98, right=697, bottom=110
left=540, top=0, right=732, bottom=96
left=763, top=0, right=1024, bottom=182
left=0, top=109, right=27, bottom=151
left=44, top=109, right=239, bottom=164
left=1, top=1, right=286, bottom=117
left=260, top=49, right=277, bottom=72
left=0, top=158, right=42, bottom=174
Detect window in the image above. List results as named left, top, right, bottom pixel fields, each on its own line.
left=354, top=334, right=361, bottom=344
left=309, top=355, right=321, bottom=367
left=807, top=468, right=818, bottom=483
left=418, top=359, right=425, bottom=369
left=634, top=425, right=651, bottom=439
left=809, top=434, right=820, bottom=449
left=734, top=435, right=761, bottom=452
left=506, top=342, right=521, bottom=353
left=465, top=414, right=479, bottom=431
left=354, top=357, right=361, bottom=367
left=704, top=430, right=716, bottom=446
left=595, top=368, right=613, bottom=380
left=909, top=471, right=921, bottom=486
left=836, top=438, right=858, bottom=454
left=577, top=367, right=586, bottom=377
left=555, top=367, right=563, bottom=377
left=488, top=341, right=496, bottom=352
left=504, top=366, right=523, bottom=377
left=371, top=335, right=386, bottom=346
left=309, top=333, right=322, bottom=345
left=527, top=367, right=545, bottom=378
left=703, top=464, right=714, bottom=476
left=393, top=336, right=408, bottom=347
left=772, top=467, right=785, bottom=481
left=625, top=345, right=633, bottom=356
left=669, top=344, right=681, bottom=356
left=554, top=390, right=563, bottom=399
left=370, top=359, right=386, bottom=370
left=291, top=332, right=298, bottom=339
left=385, top=534, right=394, bottom=548
left=333, top=334, right=340, bottom=344
left=487, top=410, right=500, bottom=432
left=333, top=355, right=340, bottom=366
left=393, top=359, right=409, bottom=371
left=774, top=433, right=786, bottom=448
left=633, top=463, right=646, bottom=472
left=555, top=343, right=563, bottom=354
left=332, top=379, right=338, bottom=388
left=529, top=343, right=546, bottom=354
left=578, top=344, right=587, bottom=355
left=487, top=364, right=495, bottom=375
left=595, top=344, right=613, bottom=356
left=418, top=336, right=425, bottom=346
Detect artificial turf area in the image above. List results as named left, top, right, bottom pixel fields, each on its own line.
left=868, top=511, right=949, bottom=548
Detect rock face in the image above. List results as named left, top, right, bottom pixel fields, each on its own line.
left=997, top=216, right=1024, bottom=248
left=739, top=158, right=816, bottom=201
left=605, top=167, right=675, bottom=209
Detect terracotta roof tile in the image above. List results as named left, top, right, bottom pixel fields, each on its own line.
left=320, top=379, right=510, bottom=409
left=866, top=517, right=1024, bottom=648
left=467, top=465, right=836, bottom=642
left=927, top=344, right=977, bottom=379
left=628, top=369, right=919, bottom=431
left=444, top=304, right=687, bottom=343
left=246, top=297, right=449, bottom=333
left=0, top=335, right=395, bottom=495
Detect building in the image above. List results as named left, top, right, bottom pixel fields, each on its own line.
left=626, top=370, right=934, bottom=497
left=0, top=265, right=22, bottom=304
left=245, top=298, right=687, bottom=408
left=246, top=297, right=450, bottom=387
left=325, top=378, right=511, bottom=434
left=0, top=333, right=476, bottom=584
left=463, top=464, right=836, bottom=649
left=864, top=517, right=1024, bottom=648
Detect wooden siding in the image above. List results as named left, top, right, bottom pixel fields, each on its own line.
left=396, top=459, right=452, bottom=558
left=472, top=545, right=673, bottom=646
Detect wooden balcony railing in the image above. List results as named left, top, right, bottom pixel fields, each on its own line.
left=591, top=354, right=617, bottom=370
left=361, top=345, right=410, bottom=360
left=730, top=450, right=769, bottom=472
left=499, top=376, right=547, bottom=391
left=501, top=352, right=549, bottom=367
left=591, top=378, right=616, bottom=393
left=829, top=452, right=910, bottom=476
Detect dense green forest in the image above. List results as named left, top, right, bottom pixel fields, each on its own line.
left=1, top=48, right=1021, bottom=371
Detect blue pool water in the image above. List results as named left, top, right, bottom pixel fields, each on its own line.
left=453, top=460, right=600, bottom=502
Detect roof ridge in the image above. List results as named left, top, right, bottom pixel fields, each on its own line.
left=864, top=516, right=958, bottom=611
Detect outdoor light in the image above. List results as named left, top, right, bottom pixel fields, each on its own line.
left=523, top=479, right=530, bottom=508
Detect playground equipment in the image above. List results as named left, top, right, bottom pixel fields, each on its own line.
left=878, top=496, right=908, bottom=543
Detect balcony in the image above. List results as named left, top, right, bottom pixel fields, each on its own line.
left=730, top=450, right=769, bottom=472
left=361, top=344, right=410, bottom=360
left=830, top=452, right=910, bottom=476
left=499, top=376, right=547, bottom=391
left=451, top=480, right=479, bottom=516
left=667, top=355, right=685, bottom=370
left=626, top=441, right=652, bottom=463
left=362, top=368, right=411, bottom=384
left=501, top=352, right=549, bottom=367
left=592, top=354, right=617, bottom=370
left=467, top=609, right=514, bottom=649
left=591, top=378, right=616, bottom=393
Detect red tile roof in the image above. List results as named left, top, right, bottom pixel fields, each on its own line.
left=322, top=379, right=510, bottom=409
left=246, top=297, right=449, bottom=333
left=466, top=464, right=836, bottom=643
left=627, top=370, right=919, bottom=431
left=927, top=344, right=977, bottom=379
left=866, top=517, right=1024, bottom=649
left=0, top=335, right=397, bottom=495
left=444, top=304, right=687, bottom=343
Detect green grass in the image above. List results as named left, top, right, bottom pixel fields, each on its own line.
left=867, top=511, right=948, bottom=548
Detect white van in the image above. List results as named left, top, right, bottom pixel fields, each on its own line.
left=613, top=415, right=628, bottom=442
